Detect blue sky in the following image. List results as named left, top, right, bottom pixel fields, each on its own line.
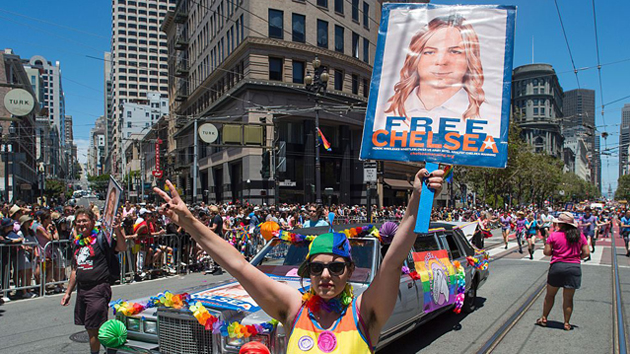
left=0, top=0, right=628, bottom=196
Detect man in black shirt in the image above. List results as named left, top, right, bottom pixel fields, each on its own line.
left=61, top=207, right=126, bottom=354
left=209, top=205, right=223, bottom=238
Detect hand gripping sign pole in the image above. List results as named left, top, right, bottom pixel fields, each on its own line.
left=359, top=4, right=516, bottom=233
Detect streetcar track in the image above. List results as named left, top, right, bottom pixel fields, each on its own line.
left=611, top=234, right=628, bottom=354
left=473, top=273, right=547, bottom=354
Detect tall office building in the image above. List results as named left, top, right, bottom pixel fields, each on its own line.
left=103, top=51, right=113, bottom=172
left=22, top=55, right=67, bottom=147
left=619, top=104, right=630, bottom=177
left=161, top=0, right=397, bottom=205
left=108, top=0, right=176, bottom=177
left=512, top=64, right=564, bottom=158
left=563, top=88, right=599, bottom=190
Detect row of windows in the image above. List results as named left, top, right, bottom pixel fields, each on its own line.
left=115, top=29, right=168, bottom=39
left=268, top=10, right=369, bottom=63
left=115, top=0, right=175, bottom=8
left=269, top=57, right=369, bottom=97
left=313, top=0, right=371, bottom=30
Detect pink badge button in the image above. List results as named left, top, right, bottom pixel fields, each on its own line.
left=317, top=331, right=337, bottom=353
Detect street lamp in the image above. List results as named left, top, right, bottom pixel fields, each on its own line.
left=304, top=55, right=329, bottom=204
left=0, top=124, right=16, bottom=202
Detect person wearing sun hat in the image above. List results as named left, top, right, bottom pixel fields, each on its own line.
left=536, top=211, right=589, bottom=331
left=153, top=168, right=444, bottom=353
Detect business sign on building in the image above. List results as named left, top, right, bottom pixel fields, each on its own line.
left=198, top=123, right=219, bottom=144
left=4, top=89, right=35, bottom=116
left=360, top=4, right=516, bottom=168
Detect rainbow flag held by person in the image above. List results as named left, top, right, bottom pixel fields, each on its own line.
left=317, top=128, right=332, bottom=151
left=442, top=165, right=454, bottom=183
left=411, top=250, right=456, bottom=313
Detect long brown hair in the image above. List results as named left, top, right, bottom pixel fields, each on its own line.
left=385, top=15, right=485, bottom=120
left=558, top=223, right=580, bottom=244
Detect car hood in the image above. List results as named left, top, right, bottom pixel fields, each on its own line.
left=124, top=275, right=369, bottom=323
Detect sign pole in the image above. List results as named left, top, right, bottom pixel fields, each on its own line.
left=414, top=162, right=439, bottom=234
left=193, top=117, right=198, bottom=203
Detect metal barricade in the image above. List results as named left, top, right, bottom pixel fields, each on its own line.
left=121, top=233, right=182, bottom=282
left=1, top=241, right=42, bottom=300
left=40, top=239, right=72, bottom=296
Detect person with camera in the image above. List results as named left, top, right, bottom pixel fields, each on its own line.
left=61, top=207, right=126, bottom=354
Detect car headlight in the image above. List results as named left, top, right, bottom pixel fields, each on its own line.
left=143, top=320, right=158, bottom=334
left=226, top=336, right=245, bottom=347
left=251, top=334, right=271, bottom=348
left=127, top=317, right=141, bottom=331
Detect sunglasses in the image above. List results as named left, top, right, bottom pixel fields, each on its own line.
left=308, top=261, right=348, bottom=276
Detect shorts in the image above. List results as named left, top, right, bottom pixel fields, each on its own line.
left=74, top=282, right=112, bottom=329
left=525, top=233, right=537, bottom=239
left=548, top=262, right=581, bottom=289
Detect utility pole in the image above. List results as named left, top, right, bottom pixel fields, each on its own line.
left=314, top=103, right=322, bottom=204
left=193, top=117, right=198, bottom=203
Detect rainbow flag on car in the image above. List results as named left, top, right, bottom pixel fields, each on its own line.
left=317, top=128, right=332, bottom=151
left=411, top=250, right=456, bottom=313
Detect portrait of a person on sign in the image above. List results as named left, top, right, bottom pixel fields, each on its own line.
left=361, top=4, right=515, bottom=169
left=385, top=14, right=485, bottom=125
left=101, top=178, right=123, bottom=245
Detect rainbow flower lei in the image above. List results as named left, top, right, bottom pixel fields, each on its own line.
left=109, top=291, right=277, bottom=338
left=301, top=284, right=354, bottom=313
left=452, top=260, right=466, bottom=314
left=466, top=255, right=489, bottom=271
left=74, top=227, right=99, bottom=247
left=277, top=225, right=380, bottom=244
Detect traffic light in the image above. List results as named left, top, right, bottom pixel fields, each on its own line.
left=260, top=150, right=270, bottom=179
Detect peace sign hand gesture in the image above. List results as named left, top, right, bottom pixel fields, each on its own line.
left=153, top=180, right=194, bottom=226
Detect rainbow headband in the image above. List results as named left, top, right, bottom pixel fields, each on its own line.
left=109, top=291, right=277, bottom=339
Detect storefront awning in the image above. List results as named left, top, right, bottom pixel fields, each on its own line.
left=384, top=178, right=412, bottom=190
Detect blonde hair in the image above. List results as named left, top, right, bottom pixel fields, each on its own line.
left=385, top=15, right=485, bottom=120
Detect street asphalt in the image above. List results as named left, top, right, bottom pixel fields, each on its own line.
left=0, top=228, right=626, bottom=354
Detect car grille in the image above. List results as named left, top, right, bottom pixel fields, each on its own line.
left=158, top=308, right=216, bottom=354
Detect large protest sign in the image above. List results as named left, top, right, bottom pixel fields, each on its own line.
left=360, top=4, right=516, bottom=169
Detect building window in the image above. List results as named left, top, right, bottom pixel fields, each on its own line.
left=127, top=111, right=132, bottom=118
left=334, top=25, right=344, bottom=53
left=127, top=122, right=132, bottom=128
left=363, top=1, right=369, bottom=29
left=362, top=78, right=369, bottom=97
left=317, top=0, right=327, bottom=8
left=363, top=37, right=369, bottom=63
left=269, top=57, right=283, bottom=81
left=334, top=0, right=343, bottom=14
left=317, top=20, right=328, bottom=48
left=352, top=32, right=360, bottom=58
left=533, top=107, right=539, bottom=115
left=268, top=9, right=284, bottom=39
left=293, top=60, right=305, bottom=84
left=292, top=13, right=305, bottom=43
left=352, top=0, right=359, bottom=21
left=352, top=74, right=359, bottom=94
left=334, top=69, right=343, bottom=91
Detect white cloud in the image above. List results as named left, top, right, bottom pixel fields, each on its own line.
left=75, top=139, right=90, bottom=164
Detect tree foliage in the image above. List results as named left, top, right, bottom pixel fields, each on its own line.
left=615, top=174, right=630, bottom=201
left=454, top=123, right=600, bottom=208
left=88, top=174, right=111, bottom=194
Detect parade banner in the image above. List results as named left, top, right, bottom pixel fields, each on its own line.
left=360, top=4, right=516, bottom=168
left=412, top=250, right=456, bottom=313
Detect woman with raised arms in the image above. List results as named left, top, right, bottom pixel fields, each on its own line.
left=154, top=168, right=444, bottom=353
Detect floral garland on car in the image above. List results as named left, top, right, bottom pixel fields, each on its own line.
left=109, top=291, right=277, bottom=339
left=276, top=225, right=380, bottom=244
left=452, top=260, right=466, bottom=314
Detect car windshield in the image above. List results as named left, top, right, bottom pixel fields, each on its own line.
left=252, top=238, right=376, bottom=283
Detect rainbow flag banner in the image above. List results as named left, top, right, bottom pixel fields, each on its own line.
left=412, top=250, right=456, bottom=313
left=317, top=127, right=332, bottom=151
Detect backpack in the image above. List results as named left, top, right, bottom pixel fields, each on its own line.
left=96, top=232, right=121, bottom=285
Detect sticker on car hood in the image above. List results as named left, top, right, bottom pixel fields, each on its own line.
left=190, top=275, right=310, bottom=312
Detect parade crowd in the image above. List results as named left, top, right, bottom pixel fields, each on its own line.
left=0, top=199, right=624, bottom=306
